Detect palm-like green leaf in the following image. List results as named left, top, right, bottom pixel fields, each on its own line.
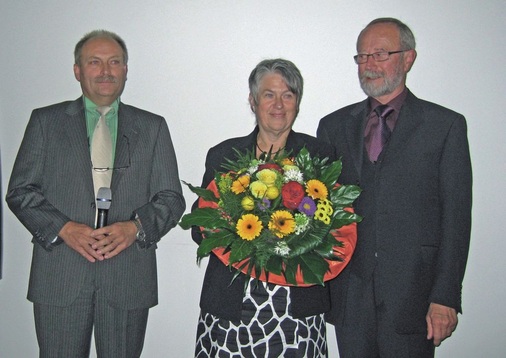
left=196, top=230, right=236, bottom=257
left=182, top=181, right=219, bottom=203
left=179, top=207, right=229, bottom=230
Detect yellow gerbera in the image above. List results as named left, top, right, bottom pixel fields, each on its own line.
left=306, top=179, right=328, bottom=200
left=231, top=175, right=250, bottom=194
left=236, top=214, right=263, bottom=241
left=268, top=210, right=295, bottom=238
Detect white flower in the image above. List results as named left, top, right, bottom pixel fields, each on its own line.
left=283, top=169, right=304, bottom=183
left=294, top=213, right=310, bottom=234
left=248, top=163, right=259, bottom=175
left=273, top=241, right=291, bottom=257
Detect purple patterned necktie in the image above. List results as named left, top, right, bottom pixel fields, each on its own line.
left=368, top=104, right=394, bottom=162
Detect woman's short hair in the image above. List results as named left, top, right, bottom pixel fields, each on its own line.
left=248, top=58, right=303, bottom=109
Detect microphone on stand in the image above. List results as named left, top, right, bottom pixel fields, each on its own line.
left=96, top=187, right=112, bottom=229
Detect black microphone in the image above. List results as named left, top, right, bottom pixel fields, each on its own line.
left=96, top=187, right=112, bottom=229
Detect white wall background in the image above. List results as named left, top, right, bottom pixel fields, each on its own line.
left=1, top=1, right=505, bottom=357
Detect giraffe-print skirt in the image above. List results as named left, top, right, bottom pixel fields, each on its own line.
left=194, top=278, right=327, bottom=357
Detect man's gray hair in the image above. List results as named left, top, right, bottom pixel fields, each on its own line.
left=74, top=30, right=128, bottom=65
left=359, top=17, right=416, bottom=51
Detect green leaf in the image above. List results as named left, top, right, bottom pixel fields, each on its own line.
left=265, top=255, right=283, bottom=275
left=283, top=259, right=299, bottom=285
left=179, top=207, right=229, bottom=230
left=330, top=184, right=362, bottom=207
left=320, top=160, right=342, bottom=187
left=299, top=253, right=328, bottom=286
left=295, top=147, right=315, bottom=177
left=181, top=181, right=219, bottom=203
left=196, top=230, right=236, bottom=257
left=330, top=209, right=363, bottom=229
left=229, top=239, right=254, bottom=263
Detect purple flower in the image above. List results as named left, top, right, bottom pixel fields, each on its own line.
left=258, top=198, right=271, bottom=211
left=298, top=197, right=316, bottom=216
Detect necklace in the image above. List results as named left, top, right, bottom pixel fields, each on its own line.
left=256, top=139, right=284, bottom=160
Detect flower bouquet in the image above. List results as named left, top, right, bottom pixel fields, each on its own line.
left=179, top=147, right=362, bottom=286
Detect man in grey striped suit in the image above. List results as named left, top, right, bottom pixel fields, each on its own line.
left=6, top=30, right=185, bottom=357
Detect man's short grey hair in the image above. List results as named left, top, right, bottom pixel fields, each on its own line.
left=74, top=30, right=128, bottom=65
left=248, top=58, right=304, bottom=109
left=358, top=17, right=416, bottom=51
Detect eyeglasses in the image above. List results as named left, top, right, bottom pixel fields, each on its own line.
left=92, top=135, right=131, bottom=172
left=353, top=50, right=407, bottom=64
left=92, top=163, right=130, bottom=172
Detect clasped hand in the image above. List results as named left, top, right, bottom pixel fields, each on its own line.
left=58, top=221, right=137, bottom=262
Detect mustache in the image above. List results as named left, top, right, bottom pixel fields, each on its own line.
left=360, top=70, right=384, bottom=80
left=95, top=76, right=117, bottom=83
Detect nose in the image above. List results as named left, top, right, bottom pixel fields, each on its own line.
left=100, top=62, right=111, bottom=75
left=363, top=56, right=377, bottom=70
left=274, top=96, right=283, bottom=109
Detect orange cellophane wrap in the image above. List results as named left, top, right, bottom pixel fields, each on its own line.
left=198, top=179, right=357, bottom=287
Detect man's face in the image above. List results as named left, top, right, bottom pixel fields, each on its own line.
left=73, top=37, right=128, bottom=106
left=357, top=23, right=415, bottom=103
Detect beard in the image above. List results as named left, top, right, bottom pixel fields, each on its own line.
left=359, top=63, right=405, bottom=98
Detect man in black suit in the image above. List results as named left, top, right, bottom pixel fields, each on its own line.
left=6, top=30, right=185, bottom=357
left=317, top=18, right=472, bottom=357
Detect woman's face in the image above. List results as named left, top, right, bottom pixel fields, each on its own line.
left=250, top=73, right=298, bottom=137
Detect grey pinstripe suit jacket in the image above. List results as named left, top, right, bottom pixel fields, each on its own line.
left=6, top=97, right=185, bottom=310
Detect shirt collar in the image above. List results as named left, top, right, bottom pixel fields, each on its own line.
left=368, top=87, right=408, bottom=113
left=83, top=96, right=120, bottom=117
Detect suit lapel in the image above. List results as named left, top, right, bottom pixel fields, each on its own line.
left=64, top=98, right=95, bottom=198
left=382, top=92, right=424, bottom=163
left=346, top=100, right=368, bottom=178
left=112, top=103, right=139, bottom=192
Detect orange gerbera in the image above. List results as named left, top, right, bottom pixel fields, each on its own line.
left=306, top=179, right=328, bottom=200
left=236, top=214, right=263, bottom=241
left=268, top=210, right=295, bottom=238
left=231, top=175, right=250, bottom=194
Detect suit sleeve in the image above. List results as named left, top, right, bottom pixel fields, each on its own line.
left=6, top=110, right=70, bottom=250
left=134, top=119, right=186, bottom=248
left=430, top=114, right=472, bottom=312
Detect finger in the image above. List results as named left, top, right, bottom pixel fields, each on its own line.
left=104, top=244, right=124, bottom=259
left=426, top=315, right=433, bottom=340
left=78, top=244, right=103, bottom=262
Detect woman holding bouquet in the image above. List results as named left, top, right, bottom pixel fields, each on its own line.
left=191, top=58, right=339, bottom=357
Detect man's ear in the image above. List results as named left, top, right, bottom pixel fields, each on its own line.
left=73, top=63, right=81, bottom=82
left=404, top=49, right=417, bottom=73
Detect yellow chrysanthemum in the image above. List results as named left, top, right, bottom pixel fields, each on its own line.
left=306, top=179, right=328, bottom=200
left=265, top=186, right=280, bottom=200
left=314, top=208, right=331, bottom=224
left=317, top=198, right=333, bottom=215
left=241, top=196, right=255, bottom=211
left=268, top=210, right=295, bottom=238
left=236, top=214, right=263, bottom=241
left=231, top=175, right=250, bottom=194
left=281, top=158, right=295, bottom=166
left=256, top=169, right=278, bottom=187
left=250, top=180, right=268, bottom=198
